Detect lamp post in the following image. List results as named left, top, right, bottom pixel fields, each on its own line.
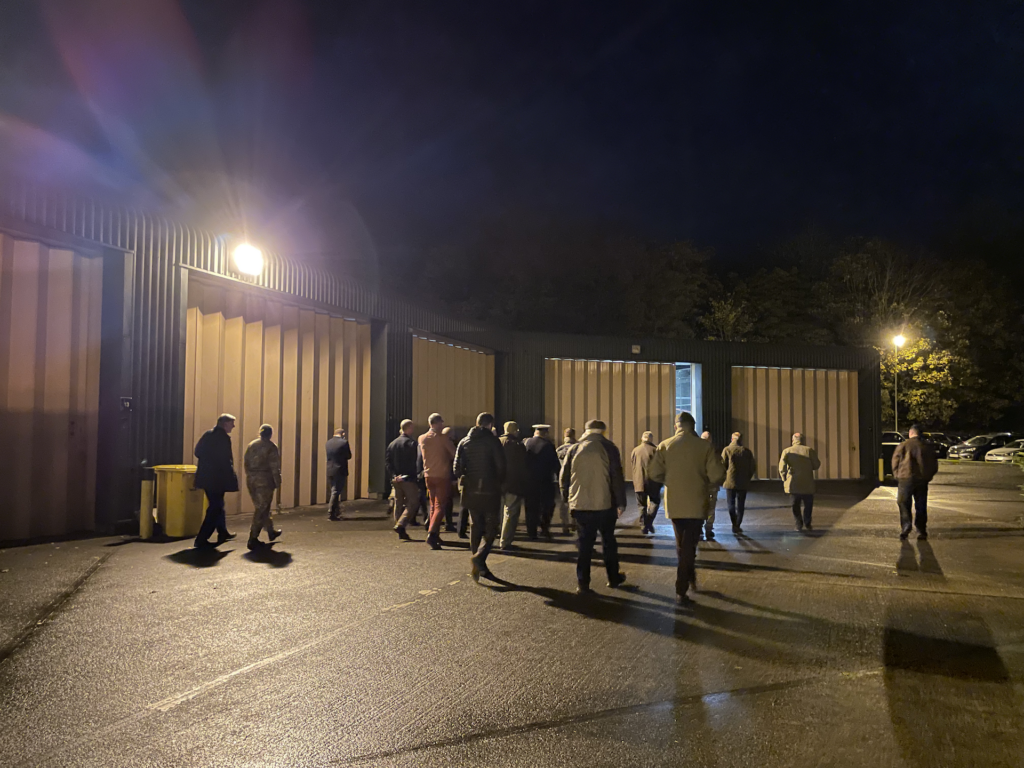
left=892, top=335, right=906, bottom=434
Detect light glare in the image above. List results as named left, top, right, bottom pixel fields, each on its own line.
left=892, top=334, right=906, bottom=348
left=233, top=243, right=264, bottom=276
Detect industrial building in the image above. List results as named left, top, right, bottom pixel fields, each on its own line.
left=0, top=184, right=880, bottom=541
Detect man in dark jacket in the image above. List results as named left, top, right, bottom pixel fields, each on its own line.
left=524, top=425, right=561, bottom=540
left=560, top=419, right=627, bottom=594
left=631, top=432, right=661, bottom=535
left=721, top=432, right=756, bottom=534
left=891, top=424, right=939, bottom=540
left=194, top=413, right=239, bottom=548
left=325, top=427, right=352, bottom=521
left=498, top=421, right=530, bottom=549
left=454, top=412, right=507, bottom=581
left=386, top=419, right=419, bottom=540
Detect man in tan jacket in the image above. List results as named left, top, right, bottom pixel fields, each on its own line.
left=648, top=412, right=725, bottom=604
left=779, top=433, right=821, bottom=531
left=630, top=431, right=661, bottom=534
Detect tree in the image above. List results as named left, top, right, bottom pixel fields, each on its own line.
left=623, top=241, right=718, bottom=339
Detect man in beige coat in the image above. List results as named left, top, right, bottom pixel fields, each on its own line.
left=630, top=431, right=661, bottom=534
left=779, top=432, right=821, bottom=531
left=648, top=412, right=725, bottom=604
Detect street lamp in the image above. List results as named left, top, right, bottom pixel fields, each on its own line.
left=892, top=335, right=906, bottom=434
left=233, top=243, right=264, bottom=276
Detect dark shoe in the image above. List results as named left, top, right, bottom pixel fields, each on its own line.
left=794, top=522, right=804, bottom=532
left=805, top=523, right=813, bottom=531
left=500, top=544, right=516, bottom=552
left=328, top=514, right=339, bottom=521
left=247, top=537, right=263, bottom=550
left=689, top=577, right=698, bottom=593
left=607, top=572, right=627, bottom=589
left=427, top=535, right=442, bottom=551
left=458, top=532, right=469, bottom=539
left=445, top=525, right=458, bottom=533
left=194, top=539, right=215, bottom=549
left=576, top=584, right=594, bottom=596
left=900, top=532, right=909, bottom=540
left=732, top=525, right=741, bottom=534
left=705, top=531, right=716, bottom=541
left=917, top=531, right=928, bottom=540
left=394, top=525, right=411, bottom=541
left=215, top=532, right=236, bottom=545
left=268, top=528, right=282, bottom=541
left=470, top=561, right=481, bottom=582
left=676, top=593, right=693, bottom=606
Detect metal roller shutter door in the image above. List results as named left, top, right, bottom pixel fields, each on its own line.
left=731, top=366, right=861, bottom=480
left=183, top=281, right=371, bottom=513
left=543, top=358, right=676, bottom=455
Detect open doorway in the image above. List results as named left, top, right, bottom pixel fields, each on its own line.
left=676, top=363, right=702, bottom=432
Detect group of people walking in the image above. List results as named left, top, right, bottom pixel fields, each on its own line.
left=189, top=409, right=939, bottom=605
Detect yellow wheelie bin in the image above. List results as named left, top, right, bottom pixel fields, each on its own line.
left=152, top=465, right=208, bottom=537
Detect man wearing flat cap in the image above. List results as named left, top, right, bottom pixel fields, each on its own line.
left=499, top=421, right=530, bottom=549
left=525, top=424, right=560, bottom=540
left=244, top=423, right=282, bottom=549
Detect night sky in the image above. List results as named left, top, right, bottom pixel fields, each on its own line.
left=1, top=1, right=1022, bottom=268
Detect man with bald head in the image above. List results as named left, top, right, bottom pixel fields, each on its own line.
left=721, top=431, right=756, bottom=534
left=325, top=427, right=352, bottom=521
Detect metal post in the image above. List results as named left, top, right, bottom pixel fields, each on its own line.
left=894, top=349, right=898, bottom=435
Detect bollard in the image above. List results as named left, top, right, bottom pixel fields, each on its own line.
left=139, top=479, right=154, bottom=539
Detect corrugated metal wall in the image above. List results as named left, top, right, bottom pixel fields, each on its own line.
left=183, top=280, right=371, bottom=514
left=543, top=358, right=676, bottom=455
left=0, top=234, right=103, bottom=538
left=731, top=366, right=861, bottom=480
left=411, top=335, right=495, bottom=432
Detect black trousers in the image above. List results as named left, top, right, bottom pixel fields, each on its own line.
left=457, top=494, right=471, bottom=536
left=328, top=473, right=347, bottom=517
left=671, top=518, right=703, bottom=595
left=897, top=481, right=929, bottom=535
left=465, top=492, right=502, bottom=566
left=525, top=488, right=556, bottom=538
left=726, top=489, right=747, bottom=528
left=196, top=490, right=229, bottom=545
left=572, top=509, right=620, bottom=587
left=791, top=494, right=814, bottom=527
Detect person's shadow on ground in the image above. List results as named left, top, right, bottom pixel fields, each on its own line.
left=242, top=545, right=293, bottom=568
left=165, top=547, right=230, bottom=568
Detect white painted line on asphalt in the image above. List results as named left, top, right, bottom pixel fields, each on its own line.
left=149, top=575, right=467, bottom=712
left=148, top=633, right=334, bottom=712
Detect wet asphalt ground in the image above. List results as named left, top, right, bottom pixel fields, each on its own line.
left=2, top=461, right=1024, bottom=767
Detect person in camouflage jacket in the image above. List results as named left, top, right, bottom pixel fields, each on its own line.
left=244, top=424, right=283, bottom=549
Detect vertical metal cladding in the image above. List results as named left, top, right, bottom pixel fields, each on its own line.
left=3, top=181, right=883, bottom=522
left=2, top=183, right=494, bottom=512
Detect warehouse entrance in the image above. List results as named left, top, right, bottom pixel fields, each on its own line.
left=543, top=358, right=697, bottom=450
left=183, top=279, right=371, bottom=515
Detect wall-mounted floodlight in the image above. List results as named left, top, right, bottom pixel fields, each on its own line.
left=233, top=243, right=264, bottom=276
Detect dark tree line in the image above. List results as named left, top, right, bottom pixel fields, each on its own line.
left=400, top=220, right=1024, bottom=431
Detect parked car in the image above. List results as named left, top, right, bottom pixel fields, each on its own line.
left=985, top=439, right=1024, bottom=463
left=948, top=433, right=1015, bottom=461
left=923, top=432, right=956, bottom=459
left=880, top=432, right=905, bottom=471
